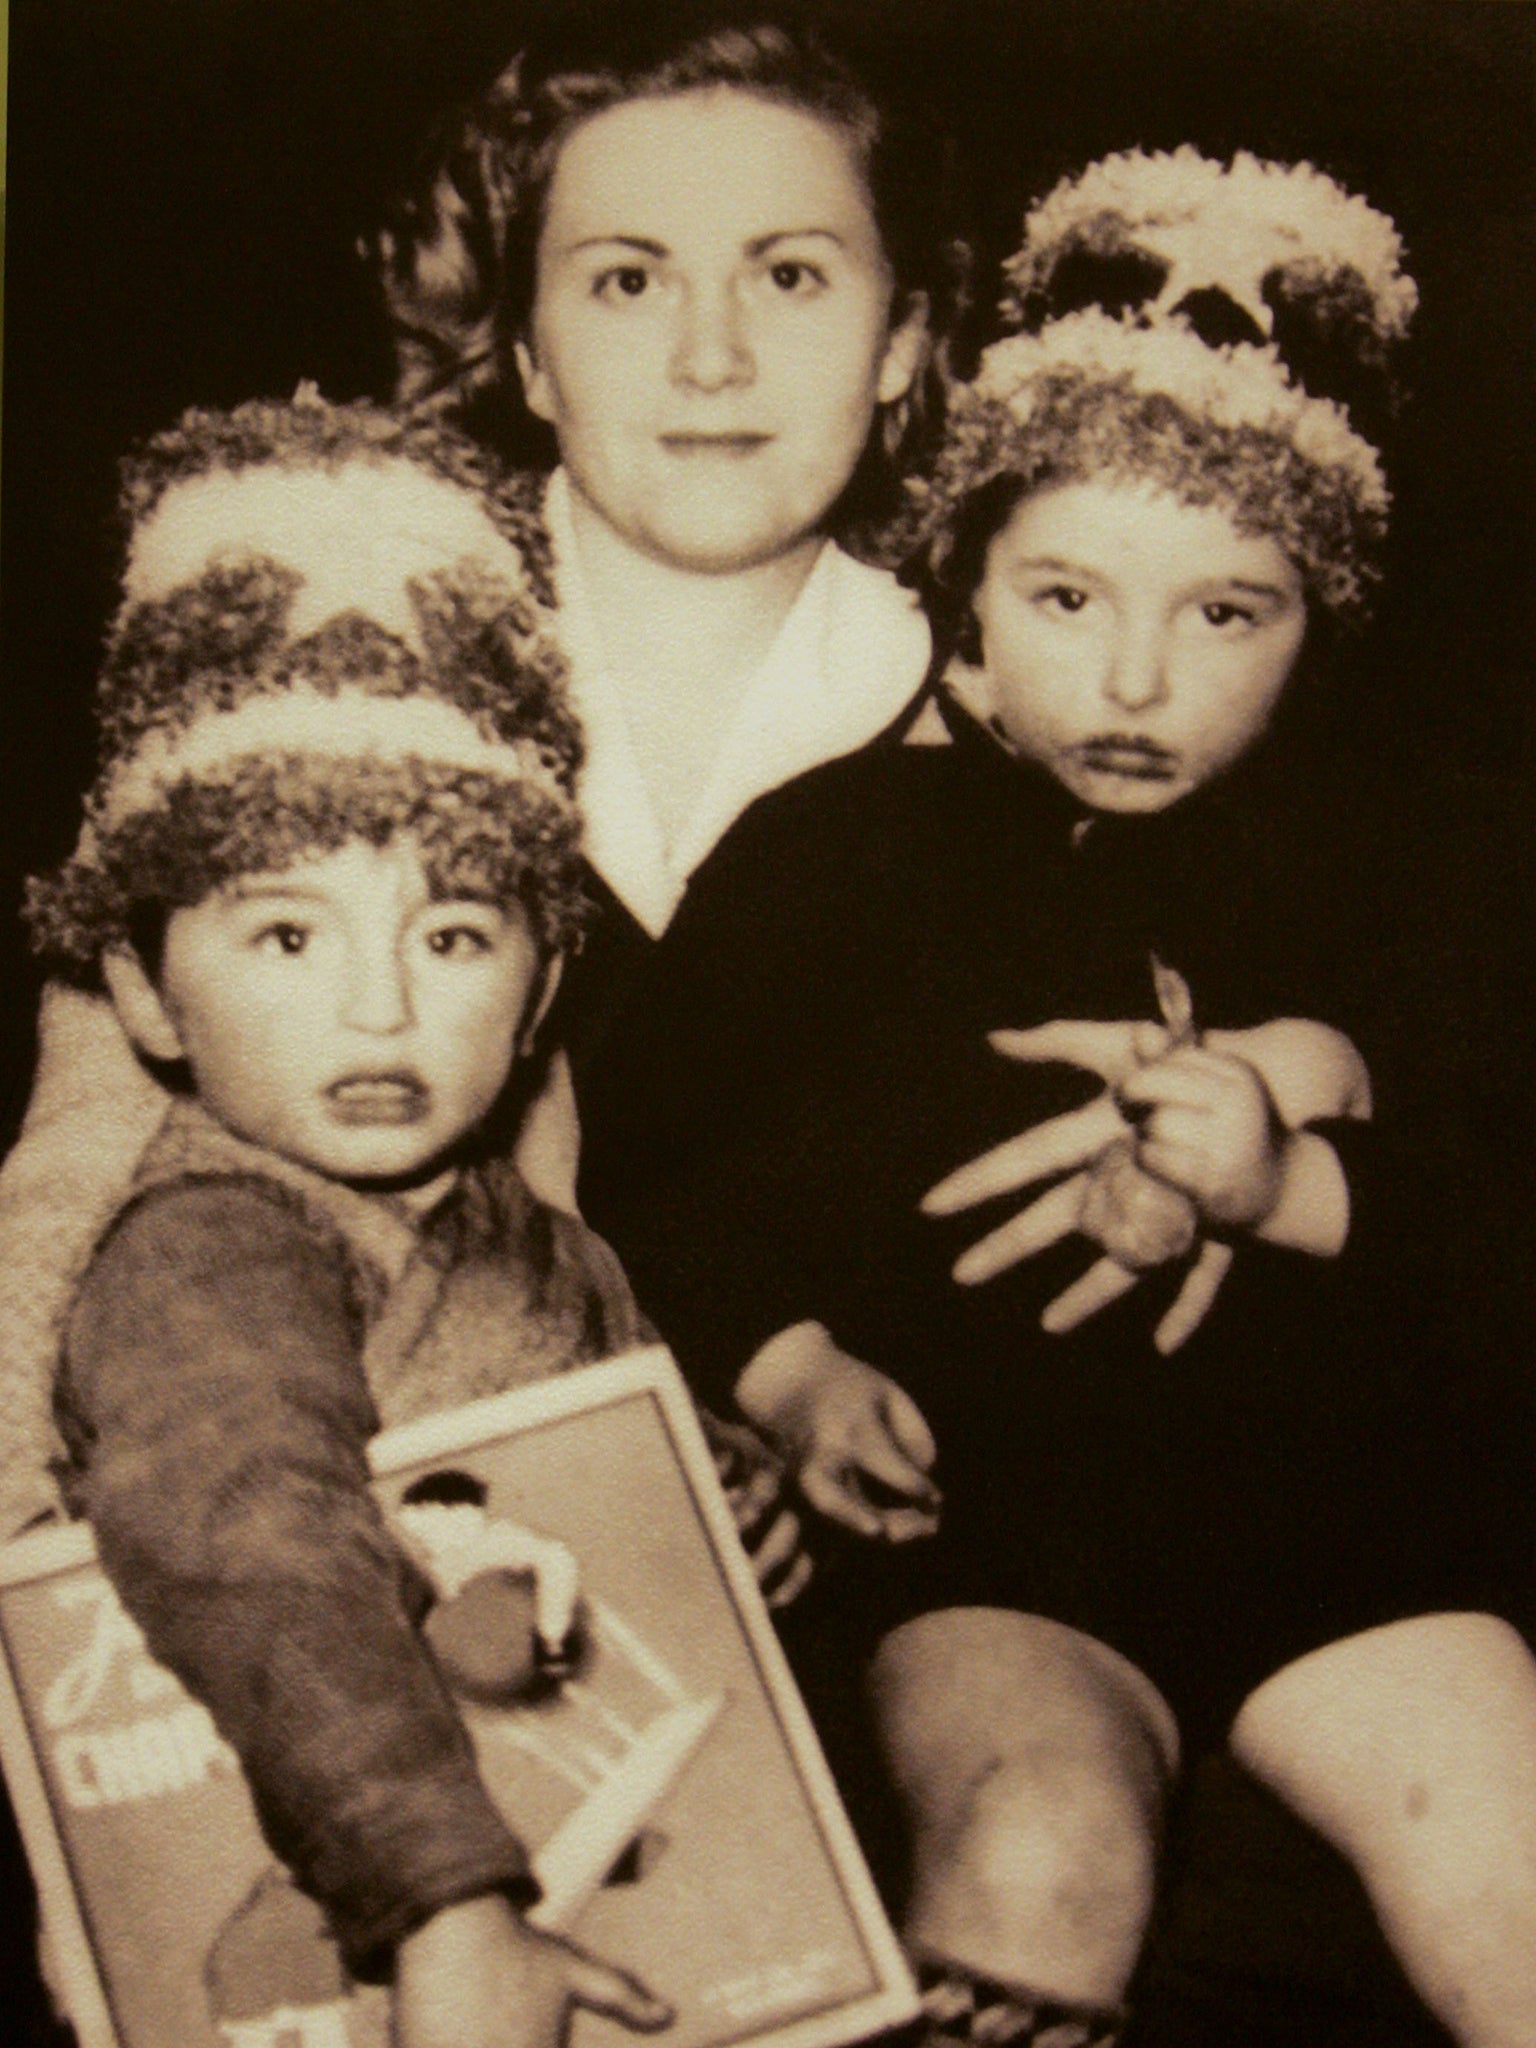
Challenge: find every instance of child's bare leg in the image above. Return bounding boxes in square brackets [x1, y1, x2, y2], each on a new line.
[1231, 1612, 1536, 2048]
[868, 1608, 1178, 2009]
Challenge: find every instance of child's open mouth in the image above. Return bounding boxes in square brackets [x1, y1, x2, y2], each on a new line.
[325, 1072, 430, 1125]
[1076, 737, 1178, 781]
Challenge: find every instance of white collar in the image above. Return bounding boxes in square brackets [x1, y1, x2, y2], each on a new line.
[544, 469, 929, 935]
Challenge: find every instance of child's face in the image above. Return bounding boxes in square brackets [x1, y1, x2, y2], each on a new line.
[965, 480, 1307, 813]
[125, 837, 547, 1185]
[516, 88, 924, 574]
[124, 460, 528, 648]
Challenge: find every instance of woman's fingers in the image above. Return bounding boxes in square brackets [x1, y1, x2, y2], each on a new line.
[950, 1171, 1088, 1284]
[925, 1098, 1125, 1217]
[1039, 1255, 1140, 1335]
[988, 1019, 1165, 1086]
[1153, 1240, 1235, 1355]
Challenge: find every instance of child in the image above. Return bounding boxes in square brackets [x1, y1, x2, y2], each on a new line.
[25, 392, 682, 2048]
[570, 153, 1536, 2047]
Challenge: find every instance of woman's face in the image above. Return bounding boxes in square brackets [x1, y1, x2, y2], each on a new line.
[516, 87, 925, 574]
[964, 479, 1308, 813]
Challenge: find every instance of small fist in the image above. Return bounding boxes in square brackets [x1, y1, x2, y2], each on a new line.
[1079, 1140, 1200, 1269]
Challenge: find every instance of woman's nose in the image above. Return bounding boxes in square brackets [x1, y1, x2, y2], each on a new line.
[341, 942, 414, 1035]
[670, 281, 753, 392]
[1102, 625, 1170, 714]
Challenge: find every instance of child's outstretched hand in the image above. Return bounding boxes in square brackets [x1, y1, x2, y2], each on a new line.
[734, 1322, 942, 1544]
[394, 1895, 671, 2048]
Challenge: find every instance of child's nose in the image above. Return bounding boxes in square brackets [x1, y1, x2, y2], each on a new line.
[341, 943, 414, 1034]
[1102, 626, 1170, 714]
[670, 280, 753, 392]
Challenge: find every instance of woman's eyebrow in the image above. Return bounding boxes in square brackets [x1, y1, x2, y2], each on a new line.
[746, 228, 846, 256]
[567, 234, 669, 257]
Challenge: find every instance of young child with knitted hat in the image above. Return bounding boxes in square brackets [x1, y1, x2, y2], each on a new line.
[25, 393, 683, 2048]
[568, 152, 1536, 2046]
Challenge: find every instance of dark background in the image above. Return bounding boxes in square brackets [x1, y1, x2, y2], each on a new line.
[1, 2, 1532, 2039]
[2, 0, 1532, 1131]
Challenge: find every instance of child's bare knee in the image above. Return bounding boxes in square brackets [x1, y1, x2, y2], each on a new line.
[871, 1608, 1170, 2001]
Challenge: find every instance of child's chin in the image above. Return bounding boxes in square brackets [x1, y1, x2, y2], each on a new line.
[270, 1126, 459, 1190]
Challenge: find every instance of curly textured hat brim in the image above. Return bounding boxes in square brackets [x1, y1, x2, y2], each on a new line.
[28, 754, 588, 974]
[904, 326, 1388, 616]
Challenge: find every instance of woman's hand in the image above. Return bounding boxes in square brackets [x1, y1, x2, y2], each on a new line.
[920, 1017, 1371, 1351]
[734, 1323, 941, 1544]
[394, 1896, 671, 2048]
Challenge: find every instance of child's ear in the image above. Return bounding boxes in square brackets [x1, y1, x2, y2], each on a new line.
[513, 338, 555, 426]
[102, 948, 187, 1064]
[877, 291, 930, 407]
[518, 953, 565, 1055]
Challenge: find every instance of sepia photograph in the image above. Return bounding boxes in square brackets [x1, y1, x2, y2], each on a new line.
[0, 3, 1532, 2045]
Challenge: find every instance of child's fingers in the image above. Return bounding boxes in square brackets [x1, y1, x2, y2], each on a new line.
[848, 1415, 943, 1510]
[1039, 1256, 1139, 1334]
[800, 1461, 891, 1540]
[1153, 1240, 1235, 1355]
[881, 1381, 939, 1472]
[1135, 1134, 1209, 1191]
[924, 1097, 1125, 1215]
[765, 1549, 815, 1609]
[563, 1945, 674, 2033]
[1119, 1048, 1239, 1109]
[871, 1500, 944, 1544]
[988, 1019, 1150, 1085]
[726, 1456, 787, 1538]
[748, 1504, 806, 1586]
[949, 1171, 1089, 1283]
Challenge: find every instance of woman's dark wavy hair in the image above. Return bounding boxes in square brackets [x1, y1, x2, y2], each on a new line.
[368, 5, 967, 551]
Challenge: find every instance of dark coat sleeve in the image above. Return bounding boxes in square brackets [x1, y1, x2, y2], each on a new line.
[57, 1175, 537, 1975]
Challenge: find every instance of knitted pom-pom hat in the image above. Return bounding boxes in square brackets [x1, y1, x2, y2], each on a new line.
[907, 147, 1416, 620]
[29, 390, 587, 972]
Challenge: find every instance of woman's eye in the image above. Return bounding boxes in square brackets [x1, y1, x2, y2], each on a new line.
[1201, 601, 1254, 628]
[1039, 585, 1089, 615]
[766, 258, 825, 295]
[593, 265, 652, 303]
[255, 923, 309, 957]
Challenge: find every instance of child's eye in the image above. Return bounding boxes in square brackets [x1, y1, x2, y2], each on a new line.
[1201, 600, 1255, 628]
[424, 924, 494, 959]
[1038, 585, 1090, 615]
[254, 922, 310, 957]
[593, 265, 653, 303]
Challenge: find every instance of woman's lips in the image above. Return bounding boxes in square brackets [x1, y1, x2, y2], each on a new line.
[658, 432, 772, 457]
[1074, 736, 1179, 781]
[324, 1073, 429, 1126]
